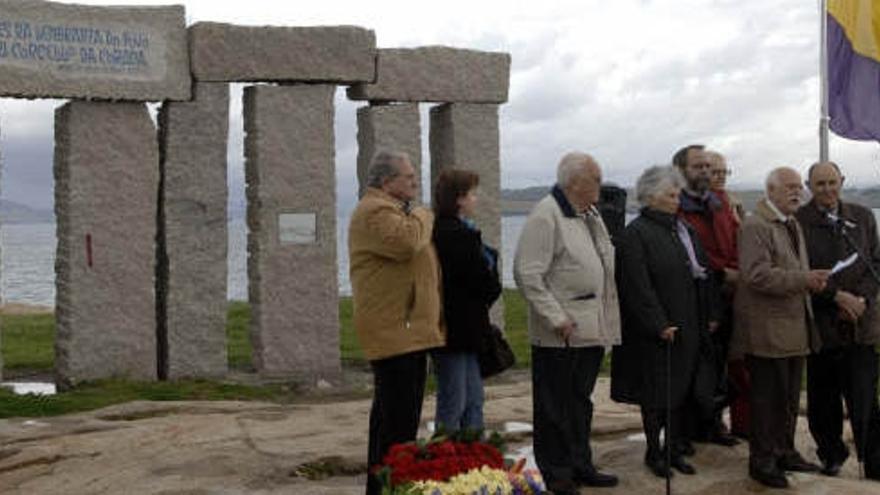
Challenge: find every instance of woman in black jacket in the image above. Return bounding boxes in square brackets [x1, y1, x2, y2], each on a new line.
[611, 165, 716, 478]
[432, 168, 502, 433]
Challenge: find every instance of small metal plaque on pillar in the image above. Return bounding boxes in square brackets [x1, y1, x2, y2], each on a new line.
[279, 212, 317, 245]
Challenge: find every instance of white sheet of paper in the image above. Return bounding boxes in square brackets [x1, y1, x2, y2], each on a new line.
[831, 252, 859, 275]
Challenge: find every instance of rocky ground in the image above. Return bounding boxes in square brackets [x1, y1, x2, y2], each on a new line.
[1, 373, 879, 494]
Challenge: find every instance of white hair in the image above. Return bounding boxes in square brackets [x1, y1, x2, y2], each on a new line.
[764, 167, 799, 193]
[636, 165, 686, 206]
[556, 152, 596, 188]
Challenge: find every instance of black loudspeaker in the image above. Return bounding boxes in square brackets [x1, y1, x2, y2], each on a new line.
[598, 184, 627, 246]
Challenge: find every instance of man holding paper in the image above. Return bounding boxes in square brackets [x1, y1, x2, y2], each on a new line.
[796, 161, 880, 479]
[734, 167, 828, 488]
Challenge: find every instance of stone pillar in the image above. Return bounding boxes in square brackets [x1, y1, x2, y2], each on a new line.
[0, 116, 3, 382]
[157, 83, 230, 380]
[429, 103, 504, 326]
[54, 102, 159, 387]
[355, 103, 421, 197]
[244, 84, 340, 380]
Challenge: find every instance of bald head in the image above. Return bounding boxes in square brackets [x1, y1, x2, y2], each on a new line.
[557, 152, 602, 212]
[766, 167, 804, 216]
[807, 161, 844, 210]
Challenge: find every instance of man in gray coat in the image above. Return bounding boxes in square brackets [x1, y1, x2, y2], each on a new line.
[514, 152, 621, 495]
[734, 167, 829, 488]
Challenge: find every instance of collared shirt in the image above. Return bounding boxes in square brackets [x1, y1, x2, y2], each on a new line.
[765, 197, 791, 222]
[765, 198, 801, 253]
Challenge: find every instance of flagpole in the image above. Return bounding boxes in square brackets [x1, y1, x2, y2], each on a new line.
[820, 0, 830, 162]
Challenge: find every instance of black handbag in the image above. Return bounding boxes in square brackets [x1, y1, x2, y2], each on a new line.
[478, 324, 515, 378]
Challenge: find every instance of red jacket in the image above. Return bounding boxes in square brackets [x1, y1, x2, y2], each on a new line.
[678, 190, 739, 271]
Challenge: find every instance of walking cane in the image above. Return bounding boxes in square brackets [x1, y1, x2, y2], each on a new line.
[666, 333, 673, 495]
[856, 319, 867, 481]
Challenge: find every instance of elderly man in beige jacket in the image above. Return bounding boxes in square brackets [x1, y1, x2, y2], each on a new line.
[734, 167, 829, 489]
[514, 152, 621, 495]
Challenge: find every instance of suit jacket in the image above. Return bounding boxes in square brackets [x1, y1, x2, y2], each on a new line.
[796, 199, 880, 347]
[732, 199, 821, 359]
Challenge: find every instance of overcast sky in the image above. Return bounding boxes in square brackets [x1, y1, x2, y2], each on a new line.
[2, 0, 879, 211]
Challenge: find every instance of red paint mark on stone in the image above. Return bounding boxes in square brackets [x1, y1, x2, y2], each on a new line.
[86, 234, 93, 268]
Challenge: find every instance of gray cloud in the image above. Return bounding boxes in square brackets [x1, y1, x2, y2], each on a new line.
[2, 0, 877, 213]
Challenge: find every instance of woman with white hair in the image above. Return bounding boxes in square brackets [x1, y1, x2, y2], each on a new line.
[611, 165, 717, 478]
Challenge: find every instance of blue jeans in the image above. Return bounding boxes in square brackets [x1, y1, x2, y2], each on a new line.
[433, 350, 484, 432]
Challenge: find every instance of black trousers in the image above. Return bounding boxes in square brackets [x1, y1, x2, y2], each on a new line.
[365, 350, 428, 495]
[747, 354, 804, 472]
[532, 345, 604, 486]
[807, 345, 880, 465]
[641, 405, 684, 458]
[684, 301, 735, 442]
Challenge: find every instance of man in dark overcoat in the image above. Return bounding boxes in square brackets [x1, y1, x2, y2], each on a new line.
[796, 161, 880, 478]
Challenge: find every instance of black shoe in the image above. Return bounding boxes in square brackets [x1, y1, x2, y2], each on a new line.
[709, 431, 740, 447]
[671, 456, 696, 475]
[645, 454, 674, 479]
[574, 469, 618, 487]
[731, 430, 749, 441]
[547, 480, 579, 495]
[779, 454, 821, 473]
[821, 459, 844, 477]
[677, 441, 696, 457]
[750, 467, 789, 489]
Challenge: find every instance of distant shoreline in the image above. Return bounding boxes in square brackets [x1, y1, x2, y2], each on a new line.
[502, 188, 880, 216]
[6, 188, 880, 223]
[0, 303, 53, 315]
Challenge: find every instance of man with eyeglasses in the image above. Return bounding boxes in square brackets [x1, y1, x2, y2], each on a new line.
[707, 151, 744, 224]
[705, 150, 749, 440]
[673, 145, 740, 452]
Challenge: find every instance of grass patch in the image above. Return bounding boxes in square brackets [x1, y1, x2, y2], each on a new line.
[0, 289, 536, 418]
[502, 289, 530, 368]
[0, 379, 288, 419]
[226, 301, 252, 371]
[0, 290, 546, 374]
[1, 312, 55, 371]
[339, 297, 363, 364]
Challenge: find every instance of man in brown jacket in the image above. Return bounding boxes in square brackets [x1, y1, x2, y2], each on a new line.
[734, 167, 829, 488]
[348, 150, 444, 495]
[796, 161, 880, 478]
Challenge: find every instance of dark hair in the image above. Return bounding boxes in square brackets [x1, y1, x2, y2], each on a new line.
[433, 168, 480, 218]
[672, 144, 705, 169]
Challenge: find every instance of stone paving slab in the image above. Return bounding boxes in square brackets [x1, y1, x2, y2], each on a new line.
[0, 0, 190, 101]
[189, 22, 376, 83]
[0, 378, 876, 494]
[347, 46, 510, 103]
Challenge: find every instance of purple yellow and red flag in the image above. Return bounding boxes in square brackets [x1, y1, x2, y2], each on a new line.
[827, 0, 880, 141]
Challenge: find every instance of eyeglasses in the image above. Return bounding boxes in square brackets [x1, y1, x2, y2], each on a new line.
[710, 168, 732, 177]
